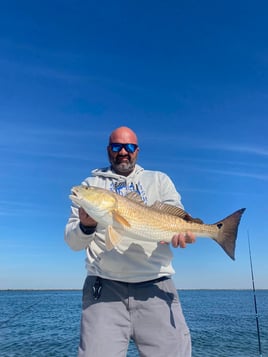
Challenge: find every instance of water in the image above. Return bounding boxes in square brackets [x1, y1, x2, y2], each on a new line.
[0, 290, 267, 357]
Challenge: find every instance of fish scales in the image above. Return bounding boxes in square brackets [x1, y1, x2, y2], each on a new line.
[115, 195, 218, 241]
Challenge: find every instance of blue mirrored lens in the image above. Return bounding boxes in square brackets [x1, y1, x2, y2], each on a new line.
[110, 143, 138, 153]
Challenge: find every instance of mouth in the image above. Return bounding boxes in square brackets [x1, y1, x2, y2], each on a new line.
[71, 187, 78, 196]
[69, 190, 81, 206]
[117, 155, 130, 163]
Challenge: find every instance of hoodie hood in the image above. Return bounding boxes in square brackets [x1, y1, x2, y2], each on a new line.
[91, 164, 144, 181]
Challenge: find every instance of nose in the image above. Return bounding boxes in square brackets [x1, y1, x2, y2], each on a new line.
[118, 146, 128, 154]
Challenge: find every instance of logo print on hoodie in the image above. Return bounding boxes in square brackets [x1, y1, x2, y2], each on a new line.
[111, 181, 147, 203]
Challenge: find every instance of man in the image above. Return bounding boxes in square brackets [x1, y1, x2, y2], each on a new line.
[64, 126, 195, 357]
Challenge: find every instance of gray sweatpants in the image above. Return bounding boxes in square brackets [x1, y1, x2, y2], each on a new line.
[78, 276, 191, 357]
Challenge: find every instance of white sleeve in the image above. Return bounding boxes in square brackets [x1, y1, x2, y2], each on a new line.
[64, 204, 94, 251]
[158, 173, 184, 209]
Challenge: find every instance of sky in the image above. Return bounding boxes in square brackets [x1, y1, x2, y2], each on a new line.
[0, 0, 267, 290]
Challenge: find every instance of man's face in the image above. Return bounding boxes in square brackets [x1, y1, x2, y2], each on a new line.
[107, 142, 139, 176]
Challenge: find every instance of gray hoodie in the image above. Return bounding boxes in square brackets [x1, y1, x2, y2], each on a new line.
[64, 164, 184, 282]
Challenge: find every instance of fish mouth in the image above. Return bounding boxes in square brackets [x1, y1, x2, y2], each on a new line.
[69, 188, 81, 207]
[71, 187, 79, 197]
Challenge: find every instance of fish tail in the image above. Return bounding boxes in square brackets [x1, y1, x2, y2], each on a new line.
[213, 208, 246, 260]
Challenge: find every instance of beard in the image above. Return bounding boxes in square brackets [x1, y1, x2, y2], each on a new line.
[110, 154, 136, 175]
[115, 161, 135, 173]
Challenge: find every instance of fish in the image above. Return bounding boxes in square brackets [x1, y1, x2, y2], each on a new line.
[69, 185, 246, 260]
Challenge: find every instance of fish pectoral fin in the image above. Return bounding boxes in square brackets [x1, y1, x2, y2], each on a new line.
[113, 212, 131, 228]
[105, 225, 123, 250]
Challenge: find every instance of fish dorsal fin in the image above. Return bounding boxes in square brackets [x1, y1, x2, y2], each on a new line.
[150, 201, 204, 223]
[125, 192, 145, 205]
[151, 201, 188, 217]
[125, 194, 204, 223]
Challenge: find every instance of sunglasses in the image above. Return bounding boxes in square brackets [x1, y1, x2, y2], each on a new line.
[109, 143, 138, 153]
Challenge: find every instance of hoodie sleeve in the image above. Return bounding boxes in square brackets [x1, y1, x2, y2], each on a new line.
[158, 172, 184, 209]
[64, 203, 95, 251]
[64, 179, 96, 251]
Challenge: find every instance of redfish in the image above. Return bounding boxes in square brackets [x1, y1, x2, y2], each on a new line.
[70, 185, 246, 260]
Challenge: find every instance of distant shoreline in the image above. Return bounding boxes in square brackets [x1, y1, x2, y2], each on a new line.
[1, 288, 268, 291]
[0, 289, 82, 291]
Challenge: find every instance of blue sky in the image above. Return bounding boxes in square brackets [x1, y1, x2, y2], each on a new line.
[0, 0, 267, 289]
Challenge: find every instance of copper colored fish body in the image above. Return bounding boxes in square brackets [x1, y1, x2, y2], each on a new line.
[69, 185, 246, 260]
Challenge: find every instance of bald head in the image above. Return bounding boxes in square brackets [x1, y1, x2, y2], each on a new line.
[109, 126, 138, 145]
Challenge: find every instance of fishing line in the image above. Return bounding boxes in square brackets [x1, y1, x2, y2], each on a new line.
[247, 231, 263, 357]
[0, 296, 46, 329]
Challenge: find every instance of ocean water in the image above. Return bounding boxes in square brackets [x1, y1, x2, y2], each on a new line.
[0, 289, 267, 357]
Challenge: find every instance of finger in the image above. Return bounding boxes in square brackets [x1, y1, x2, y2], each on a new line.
[172, 234, 186, 248]
[79, 207, 88, 218]
[185, 232, 196, 244]
[79, 207, 86, 214]
[172, 233, 195, 248]
[178, 234, 187, 248]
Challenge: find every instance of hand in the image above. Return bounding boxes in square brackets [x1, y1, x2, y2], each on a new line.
[79, 207, 97, 227]
[171, 232, 196, 248]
